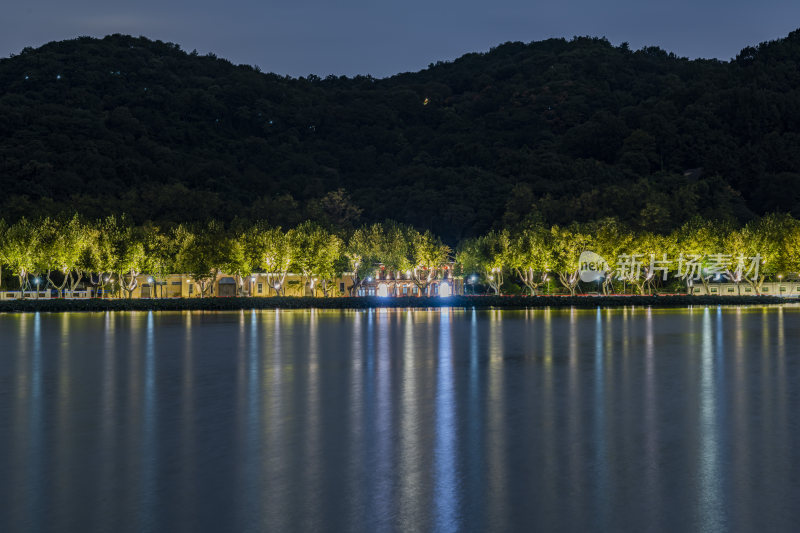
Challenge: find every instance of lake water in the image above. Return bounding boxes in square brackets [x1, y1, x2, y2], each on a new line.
[0, 307, 799, 532]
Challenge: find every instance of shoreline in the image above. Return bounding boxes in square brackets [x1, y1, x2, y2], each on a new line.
[0, 295, 791, 313]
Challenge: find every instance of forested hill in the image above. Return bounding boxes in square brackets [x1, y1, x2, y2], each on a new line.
[2, 32, 800, 243]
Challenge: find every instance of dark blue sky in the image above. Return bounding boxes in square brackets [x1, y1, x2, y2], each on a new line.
[3, 1, 799, 77]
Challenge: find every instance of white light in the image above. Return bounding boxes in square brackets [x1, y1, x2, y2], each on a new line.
[367, 277, 373, 282]
[439, 282, 451, 297]
[470, 275, 477, 282]
[148, 277, 154, 283]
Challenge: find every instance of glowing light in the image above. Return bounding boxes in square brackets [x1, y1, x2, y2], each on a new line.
[377, 283, 389, 297]
[439, 282, 451, 297]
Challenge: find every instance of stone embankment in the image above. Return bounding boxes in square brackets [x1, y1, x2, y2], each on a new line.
[0, 295, 790, 313]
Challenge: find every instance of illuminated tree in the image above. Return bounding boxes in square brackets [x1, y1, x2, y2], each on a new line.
[221, 230, 254, 297]
[141, 223, 177, 298]
[550, 224, 592, 296]
[345, 225, 378, 296]
[733, 214, 795, 293]
[4, 218, 42, 294]
[249, 223, 294, 296]
[38, 215, 91, 295]
[457, 230, 510, 295]
[722, 227, 749, 294]
[290, 221, 343, 296]
[102, 215, 147, 299]
[781, 218, 800, 280]
[508, 224, 552, 295]
[673, 217, 733, 294]
[0, 219, 8, 290]
[84, 220, 117, 296]
[371, 221, 413, 296]
[637, 231, 678, 294]
[590, 218, 634, 295]
[173, 221, 226, 297]
[409, 228, 450, 296]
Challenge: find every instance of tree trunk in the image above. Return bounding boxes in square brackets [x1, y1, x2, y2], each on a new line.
[68, 270, 84, 292]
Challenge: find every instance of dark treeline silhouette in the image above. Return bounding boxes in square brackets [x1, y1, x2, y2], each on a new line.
[2, 32, 800, 243]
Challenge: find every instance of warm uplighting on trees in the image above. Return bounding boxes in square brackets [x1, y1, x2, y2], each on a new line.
[0, 211, 798, 298]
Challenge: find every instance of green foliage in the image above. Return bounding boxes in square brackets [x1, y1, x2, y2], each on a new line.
[0, 211, 799, 299]
[457, 230, 510, 295]
[507, 223, 553, 295]
[173, 221, 226, 296]
[409, 229, 451, 294]
[290, 221, 343, 296]
[248, 222, 294, 295]
[550, 224, 593, 296]
[4, 218, 42, 289]
[7, 32, 800, 241]
[38, 214, 91, 291]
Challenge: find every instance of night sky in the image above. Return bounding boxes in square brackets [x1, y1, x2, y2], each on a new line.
[2, 0, 799, 77]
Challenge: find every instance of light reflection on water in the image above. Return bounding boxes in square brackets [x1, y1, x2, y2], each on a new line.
[1, 307, 800, 532]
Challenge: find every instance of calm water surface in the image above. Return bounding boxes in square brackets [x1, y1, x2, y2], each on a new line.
[0, 307, 799, 532]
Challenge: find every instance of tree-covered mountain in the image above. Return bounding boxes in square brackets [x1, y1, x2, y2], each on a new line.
[2, 32, 800, 243]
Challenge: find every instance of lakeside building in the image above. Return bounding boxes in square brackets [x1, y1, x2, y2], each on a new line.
[355, 265, 462, 297]
[687, 281, 800, 296]
[128, 272, 358, 299]
[0, 268, 463, 299]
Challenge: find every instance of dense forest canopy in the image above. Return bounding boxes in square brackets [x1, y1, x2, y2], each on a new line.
[2, 32, 800, 243]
